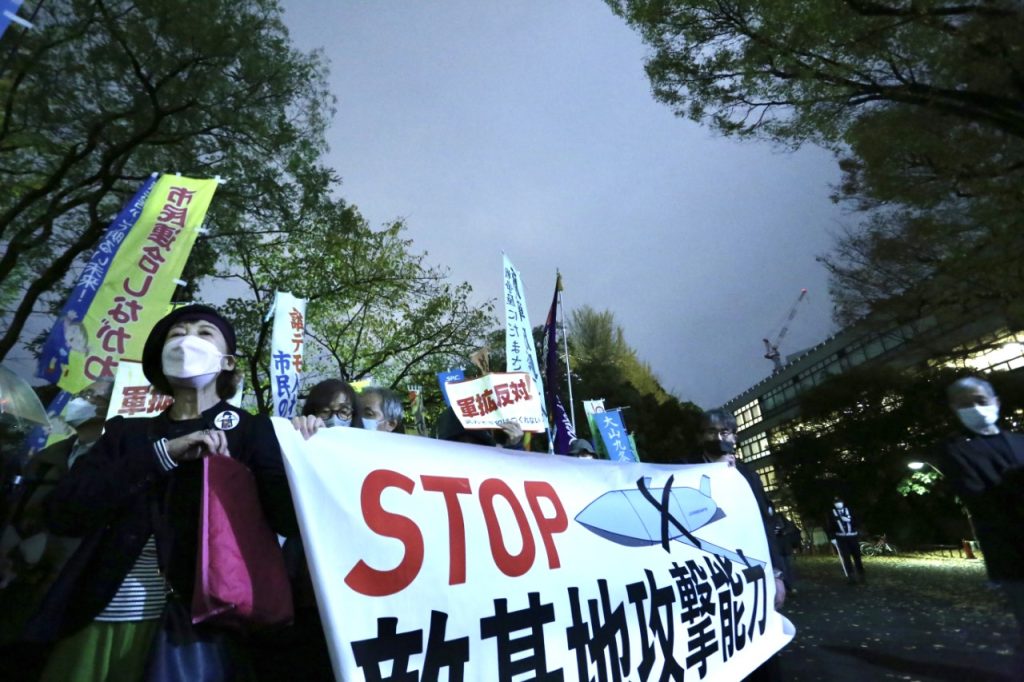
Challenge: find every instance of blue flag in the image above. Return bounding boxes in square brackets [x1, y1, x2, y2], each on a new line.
[0, 1, 26, 42]
[594, 410, 638, 462]
[436, 368, 465, 407]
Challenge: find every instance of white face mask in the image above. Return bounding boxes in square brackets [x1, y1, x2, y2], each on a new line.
[161, 336, 227, 388]
[64, 397, 98, 427]
[361, 418, 379, 432]
[956, 404, 1000, 434]
[834, 502, 844, 509]
[324, 415, 351, 428]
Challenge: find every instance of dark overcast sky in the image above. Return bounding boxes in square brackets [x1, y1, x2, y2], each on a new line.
[281, 0, 846, 408]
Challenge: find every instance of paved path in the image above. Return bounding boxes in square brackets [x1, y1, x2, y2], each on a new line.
[776, 554, 1019, 681]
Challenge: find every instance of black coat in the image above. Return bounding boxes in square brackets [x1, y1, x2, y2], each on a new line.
[26, 402, 297, 641]
[675, 455, 785, 576]
[937, 430, 1024, 581]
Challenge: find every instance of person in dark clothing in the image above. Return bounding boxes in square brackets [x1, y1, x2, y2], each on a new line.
[27, 304, 297, 681]
[939, 376, 1024, 666]
[0, 380, 113, 681]
[436, 406, 525, 449]
[826, 497, 865, 585]
[679, 409, 785, 681]
[769, 507, 801, 595]
[680, 409, 787, 608]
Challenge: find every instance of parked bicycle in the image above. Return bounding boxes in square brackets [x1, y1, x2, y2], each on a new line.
[859, 533, 898, 556]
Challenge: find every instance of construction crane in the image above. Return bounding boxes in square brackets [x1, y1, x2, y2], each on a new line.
[763, 288, 808, 373]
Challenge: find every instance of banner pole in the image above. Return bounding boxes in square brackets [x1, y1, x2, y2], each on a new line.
[557, 285, 576, 432]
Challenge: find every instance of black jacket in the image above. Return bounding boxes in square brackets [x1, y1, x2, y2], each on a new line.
[675, 455, 785, 577]
[937, 429, 1024, 581]
[26, 402, 297, 641]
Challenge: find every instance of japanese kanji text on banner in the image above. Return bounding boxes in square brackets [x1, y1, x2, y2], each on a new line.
[46, 174, 218, 394]
[503, 255, 547, 426]
[274, 422, 795, 681]
[268, 291, 307, 418]
[445, 372, 545, 433]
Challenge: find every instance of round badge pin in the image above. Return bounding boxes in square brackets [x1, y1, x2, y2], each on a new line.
[213, 410, 239, 431]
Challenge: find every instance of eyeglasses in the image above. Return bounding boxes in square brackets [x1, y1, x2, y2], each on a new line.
[703, 428, 734, 438]
[317, 405, 353, 420]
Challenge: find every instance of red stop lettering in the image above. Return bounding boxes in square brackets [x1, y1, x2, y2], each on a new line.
[421, 475, 471, 585]
[344, 469, 423, 597]
[479, 478, 536, 577]
[524, 481, 568, 569]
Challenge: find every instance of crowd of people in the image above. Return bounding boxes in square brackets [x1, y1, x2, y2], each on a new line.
[0, 302, 1021, 680]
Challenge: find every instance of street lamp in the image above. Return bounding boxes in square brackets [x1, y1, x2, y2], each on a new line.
[906, 461, 979, 556]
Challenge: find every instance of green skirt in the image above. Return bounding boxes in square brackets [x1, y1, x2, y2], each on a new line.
[41, 619, 161, 682]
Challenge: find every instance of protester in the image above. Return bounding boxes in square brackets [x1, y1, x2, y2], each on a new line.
[680, 409, 786, 608]
[358, 386, 405, 433]
[568, 438, 596, 458]
[769, 507, 801, 596]
[290, 378, 364, 440]
[939, 376, 1024, 664]
[27, 304, 297, 681]
[436, 407, 524, 449]
[0, 380, 113, 675]
[827, 497, 865, 585]
[677, 409, 785, 682]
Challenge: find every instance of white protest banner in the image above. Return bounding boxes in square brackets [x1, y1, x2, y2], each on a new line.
[105, 360, 174, 420]
[104, 360, 241, 420]
[444, 371, 545, 433]
[267, 291, 307, 418]
[274, 421, 795, 681]
[503, 255, 548, 429]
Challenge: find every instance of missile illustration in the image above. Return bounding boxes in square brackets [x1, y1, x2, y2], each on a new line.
[574, 475, 765, 568]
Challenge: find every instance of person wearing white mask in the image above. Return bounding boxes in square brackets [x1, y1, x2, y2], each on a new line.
[28, 304, 297, 681]
[826, 497, 865, 585]
[358, 386, 404, 434]
[941, 376, 1024, 670]
[290, 378, 363, 440]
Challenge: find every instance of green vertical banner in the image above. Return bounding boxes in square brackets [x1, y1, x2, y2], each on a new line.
[58, 174, 219, 394]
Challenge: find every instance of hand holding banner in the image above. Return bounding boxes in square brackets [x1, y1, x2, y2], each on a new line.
[275, 422, 794, 681]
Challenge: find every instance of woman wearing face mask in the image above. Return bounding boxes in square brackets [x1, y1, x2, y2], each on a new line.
[27, 305, 297, 682]
[290, 378, 363, 440]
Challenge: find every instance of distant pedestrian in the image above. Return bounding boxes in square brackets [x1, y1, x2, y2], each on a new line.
[827, 497, 865, 584]
[769, 508, 801, 595]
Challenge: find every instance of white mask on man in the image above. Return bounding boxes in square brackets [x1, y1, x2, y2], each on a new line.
[324, 415, 351, 428]
[956, 404, 1000, 434]
[161, 336, 227, 388]
[361, 418, 379, 432]
[64, 397, 98, 427]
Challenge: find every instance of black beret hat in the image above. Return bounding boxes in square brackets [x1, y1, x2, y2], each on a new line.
[142, 304, 236, 395]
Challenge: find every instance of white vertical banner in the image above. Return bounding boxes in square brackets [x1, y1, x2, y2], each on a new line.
[503, 254, 548, 432]
[268, 291, 307, 418]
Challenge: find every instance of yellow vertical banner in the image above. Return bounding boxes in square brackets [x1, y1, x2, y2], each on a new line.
[58, 174, 219, 394]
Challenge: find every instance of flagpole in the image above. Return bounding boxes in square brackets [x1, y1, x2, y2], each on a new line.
[557, 275, 577, 432]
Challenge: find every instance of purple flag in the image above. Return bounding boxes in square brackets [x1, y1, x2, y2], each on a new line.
[543, 274, 575, 454]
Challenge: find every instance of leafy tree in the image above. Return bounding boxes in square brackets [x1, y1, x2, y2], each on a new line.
[607, 1, 1024, 333]
[0, 0, 333, 361]
[566, 306, 703, 463]
[219, 198, 494, 413]
[775, 365, 1024, 544]
[605, 0, 1023, 145]
[819, 100, 1024, 329]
